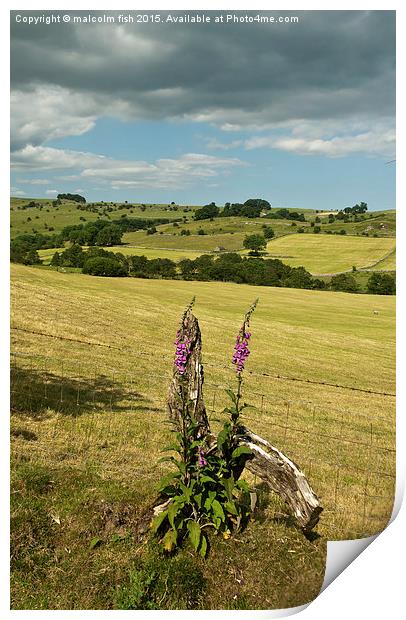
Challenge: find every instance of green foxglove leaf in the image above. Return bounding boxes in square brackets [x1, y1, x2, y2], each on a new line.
[162, 444, 182, 453]
[200, 475, 216, 484]
[168, 502, 179, 530]
[211, 499, 225, 522]
[162, 529, 177, 553]
[187, 520, 201, 551]
[151, 510, 168, 534]
[221, 476, 235, 501]
[231, 446, 252, 460]
[225, 388, 237, 404]
[199, 533, 208, 558]
[225, 500, 239, 516]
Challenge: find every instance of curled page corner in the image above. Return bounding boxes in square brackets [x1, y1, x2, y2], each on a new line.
[321, 471, 404, 593]
[321, 535, 378, 592]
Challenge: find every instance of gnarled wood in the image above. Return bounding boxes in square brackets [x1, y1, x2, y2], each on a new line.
[167, 309, 209, 435]
[238, 427, 322, 530]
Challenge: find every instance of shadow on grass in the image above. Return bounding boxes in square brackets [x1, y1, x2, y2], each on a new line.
[11, 366, 160, 419]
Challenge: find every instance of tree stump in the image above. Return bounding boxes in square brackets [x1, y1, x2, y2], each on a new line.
[167, 307, 210, 435]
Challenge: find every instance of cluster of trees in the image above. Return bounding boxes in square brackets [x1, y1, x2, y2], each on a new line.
[57, 193, 86, 203]
[265, 208, 306, 222]
[10, 232, 60, 264]
[60, 220, 123, 246]
[10, 217, 174, 261]
[194, 202, 220, 221]
[194, 198, 271, 221]
[222, 199, 271, 219]
[51, 245, 177, 279]
[343, 202, 368, 215]
[367, 272, 396, 295]
[330, 272, 395, 295]
[177, 254, 323, 288]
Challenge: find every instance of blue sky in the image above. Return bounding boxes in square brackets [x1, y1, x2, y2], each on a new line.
[11, 10, 395, 210]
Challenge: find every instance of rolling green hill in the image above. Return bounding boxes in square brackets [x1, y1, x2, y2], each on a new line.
[10, 198, 198, 237]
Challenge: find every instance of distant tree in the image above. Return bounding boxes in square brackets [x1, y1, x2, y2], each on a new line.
[197, 229, 206, 235]
[313, 226, 321, 234]
[330, 273, 359, 293]
[60, 244, 85, 268]
[50, 251, 61, 267]
[194, 203, 219, 221]
[57, 193, 86, 203]
[262, 226, 275, 240]
[95, 224, 122, 246]
[339, 229, 347, 235]
[243, 234, 267, 256]
[83, 257, 127, 277]
[180, 229, 191, 236]
[367, 273, 396, 295]
[244, 198, 271, 210]
[146, 226, 157, 235]
[23, 249, 41, 265]
[283, 266, 314, 289]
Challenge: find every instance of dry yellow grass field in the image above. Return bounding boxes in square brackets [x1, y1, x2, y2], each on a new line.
[10, 264, 395, 609]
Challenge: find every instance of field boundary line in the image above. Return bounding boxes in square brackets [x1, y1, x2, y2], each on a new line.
[10, 332, 396, 399]
[11, 326, 122, 350]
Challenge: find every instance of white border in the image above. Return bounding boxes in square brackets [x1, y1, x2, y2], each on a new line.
[2, 1, 403, 618]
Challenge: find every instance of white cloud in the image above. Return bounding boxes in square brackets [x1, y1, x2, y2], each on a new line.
[11, 187, 26, 195]
[244, 119, 395, 158]
[18, 178, 50, 185]
[11, 86, 98, 151]
[204, 137, 243, 151]
[11, 145, 245, 190]
[45, 189, 58, 195]
[11, 145, 107, 170]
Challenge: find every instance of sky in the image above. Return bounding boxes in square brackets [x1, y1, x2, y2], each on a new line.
[10, 10, 396, 210]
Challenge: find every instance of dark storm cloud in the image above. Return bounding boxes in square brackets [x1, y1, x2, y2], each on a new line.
[11, 10, 395, 126]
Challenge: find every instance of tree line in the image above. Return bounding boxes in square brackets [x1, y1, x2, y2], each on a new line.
[46, 246, 395, 294]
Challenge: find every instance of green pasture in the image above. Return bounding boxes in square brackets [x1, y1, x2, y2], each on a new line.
[266, 234, 396, 274]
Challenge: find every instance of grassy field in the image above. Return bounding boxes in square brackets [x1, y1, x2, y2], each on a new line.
[38, 246, 205, 264]
[363, 250, 396, 271]
[266, 235, 396, 274]
[10, 264, 395, 609]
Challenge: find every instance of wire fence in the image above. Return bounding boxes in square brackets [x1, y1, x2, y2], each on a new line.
[10, 350, 395, 540]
